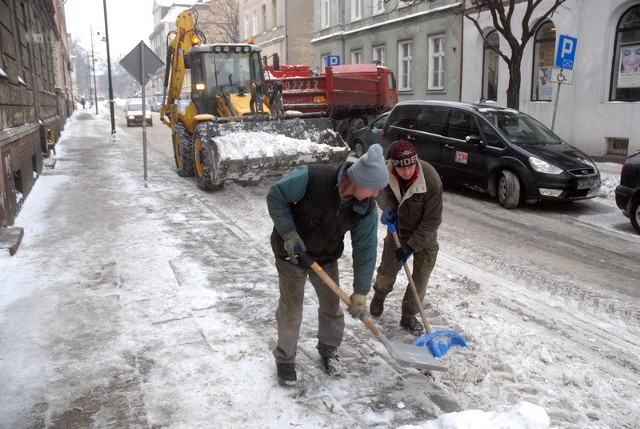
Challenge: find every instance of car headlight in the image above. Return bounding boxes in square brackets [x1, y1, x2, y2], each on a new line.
[127, 115, 134, 120]
[145, 114, 151, 119]
[529, 156, 563, 175]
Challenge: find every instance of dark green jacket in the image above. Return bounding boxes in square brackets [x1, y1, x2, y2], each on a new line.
[267, 164, 379, 294]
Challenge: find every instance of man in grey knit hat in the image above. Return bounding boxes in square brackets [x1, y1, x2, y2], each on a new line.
[267, 144, 388, 386]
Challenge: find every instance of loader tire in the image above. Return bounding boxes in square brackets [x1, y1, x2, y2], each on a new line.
[173, 123, 194, 177]
[193, 125, 217, 191]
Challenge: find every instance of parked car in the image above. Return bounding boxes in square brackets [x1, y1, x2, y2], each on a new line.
[348, 111, 390, 157]
[615, 150, 640, 234]
[124, 98, 153, 127]
[382, 100, 601, 208]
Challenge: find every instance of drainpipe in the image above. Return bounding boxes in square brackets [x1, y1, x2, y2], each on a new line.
[284, 1, 288, 64]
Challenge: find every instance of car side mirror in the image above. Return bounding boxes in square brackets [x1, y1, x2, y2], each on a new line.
[466, 135, 486, 148]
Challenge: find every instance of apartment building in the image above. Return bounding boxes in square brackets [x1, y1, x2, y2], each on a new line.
[312, 0, 463, 101]
[0, 0, 73, 227]
[461, 0, 640, 157]
[240, 0, 315, 67]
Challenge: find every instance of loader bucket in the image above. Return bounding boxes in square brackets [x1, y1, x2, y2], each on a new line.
[193, 117, 350, 189]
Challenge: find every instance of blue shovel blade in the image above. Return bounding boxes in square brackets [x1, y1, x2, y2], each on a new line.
[413, 330, 468, 358]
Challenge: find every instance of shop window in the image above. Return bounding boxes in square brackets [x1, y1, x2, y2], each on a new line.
[482, 30, 499, 101]
[610, 6, 640, 101]
[531, 21, 556, 101]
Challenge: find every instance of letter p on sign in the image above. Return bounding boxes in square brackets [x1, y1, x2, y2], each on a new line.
[555, 35, 578, 70]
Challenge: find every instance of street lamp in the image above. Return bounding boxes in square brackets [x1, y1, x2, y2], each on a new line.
[90, 26, 99, 114]
[103, 0, 116, 140]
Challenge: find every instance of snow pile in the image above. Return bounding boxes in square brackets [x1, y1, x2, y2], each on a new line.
[398, 402, 550, 429]
[214, 131, 342, 160]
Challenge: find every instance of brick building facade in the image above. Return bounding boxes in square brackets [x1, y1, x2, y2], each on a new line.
[0, 0, 73, 227]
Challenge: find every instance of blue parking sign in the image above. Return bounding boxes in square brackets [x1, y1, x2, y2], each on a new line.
[327, 55, 340, 66]
[555, 35, 578, 70]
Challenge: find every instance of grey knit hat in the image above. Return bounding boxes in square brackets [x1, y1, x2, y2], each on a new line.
[347, 144, 389, 190]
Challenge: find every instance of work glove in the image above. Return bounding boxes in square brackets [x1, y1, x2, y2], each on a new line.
[283, 234, 306, 265]
[395, 243, 414, 265]
[380, 209, 397, 227]
[348, 293, 367, 320]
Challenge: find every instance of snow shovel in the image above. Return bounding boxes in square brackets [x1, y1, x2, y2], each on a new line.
[387, 223, 467, 358]
[297, 250, 447, 372]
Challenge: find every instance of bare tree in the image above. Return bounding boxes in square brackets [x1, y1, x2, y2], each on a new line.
[385, 0, 569, 108]
[465, 0, 568, 108]
[195, 0, 240, 44]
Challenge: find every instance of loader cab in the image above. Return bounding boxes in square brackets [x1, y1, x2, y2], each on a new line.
[188, 43, 264, 117]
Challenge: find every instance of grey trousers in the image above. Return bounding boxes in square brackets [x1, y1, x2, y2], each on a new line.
[372, 231, 438, 316]
[272, 257, 345, 364]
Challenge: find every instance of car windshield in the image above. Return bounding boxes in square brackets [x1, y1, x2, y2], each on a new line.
[478, 109, 561, 146]
[129, 104, 143, 110]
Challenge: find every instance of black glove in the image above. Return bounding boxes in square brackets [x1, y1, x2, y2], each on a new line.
[395, 244, 414, 265]
[284, 234, 306, 265]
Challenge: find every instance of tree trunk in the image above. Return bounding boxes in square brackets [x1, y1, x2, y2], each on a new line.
[506, 51, 523, 109]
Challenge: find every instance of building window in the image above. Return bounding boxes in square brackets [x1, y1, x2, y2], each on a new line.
[244, 16, 249, 39]
[398, 40, 413, 91]
[351, 49, 362, 64]
[373, 0, 384, 15]
[272, 0, 277, 28]
[607, 138, 629, 156]
[482, 30, 499, 101]
[351, 0, 362, 22]
[531, 21, 556, 101]
[610, 5, 640, 101]
[252, 11, 257, 36]
[428, 35, 445, 90]
[373, 45, 385, 66]
[321, 0, 330, 29]
[262, 5, 267, 32]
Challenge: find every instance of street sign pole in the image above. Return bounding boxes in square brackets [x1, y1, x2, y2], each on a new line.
[552, 35, 578, 132]
[140, 42, 148, 187]
[120, 41, 164, 188]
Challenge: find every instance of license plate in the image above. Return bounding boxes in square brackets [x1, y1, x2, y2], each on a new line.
[577, 179, 598, 190]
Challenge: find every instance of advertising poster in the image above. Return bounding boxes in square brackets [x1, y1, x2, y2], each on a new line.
[617, 44, 640, 89]
[537, 66, 553, 100]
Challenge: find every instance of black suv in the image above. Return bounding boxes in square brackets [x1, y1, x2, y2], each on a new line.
[382, 100, 601, 208]
[615, 151, 640, 234]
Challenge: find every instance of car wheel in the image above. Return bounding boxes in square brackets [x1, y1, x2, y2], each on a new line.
[353, 140, 366, 158]
[497, 170, 520, 209]
[630, 196, 640, 234]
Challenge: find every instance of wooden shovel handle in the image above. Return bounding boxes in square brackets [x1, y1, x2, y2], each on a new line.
[391, 231, 433, 333]
[299, 252, 381, 337]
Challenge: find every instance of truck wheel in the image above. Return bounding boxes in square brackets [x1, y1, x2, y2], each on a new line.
[497, 170, 520, 209]
[630, 196, 640, 234]
[193, 126, 217, 191]
[353, 140, 366, 158]
[172, 123, 194, 177]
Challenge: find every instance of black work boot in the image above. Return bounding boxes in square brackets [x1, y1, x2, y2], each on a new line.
[400, 315, 425, 336]
[369, 292, 386, 317]
[276, 363, 297, 386]
[321, 353, 343, 376]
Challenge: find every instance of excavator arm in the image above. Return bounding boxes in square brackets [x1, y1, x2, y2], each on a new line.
[160, 9, 205, 128]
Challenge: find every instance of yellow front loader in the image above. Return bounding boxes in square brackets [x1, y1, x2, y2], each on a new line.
[160, 9, 348, 190]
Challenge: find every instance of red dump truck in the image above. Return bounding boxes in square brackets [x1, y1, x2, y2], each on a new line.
[266, 63, 398, 140]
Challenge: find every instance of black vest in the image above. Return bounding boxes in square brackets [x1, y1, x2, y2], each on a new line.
[271, 164, 376, 265]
